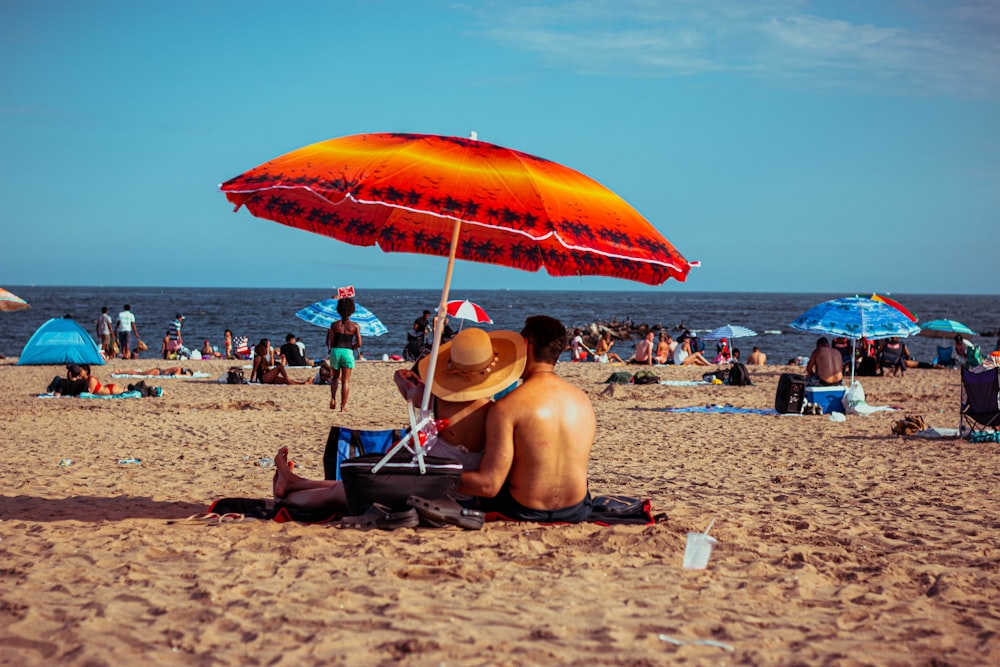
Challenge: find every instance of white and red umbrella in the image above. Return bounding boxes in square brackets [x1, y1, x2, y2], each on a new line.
[0, 288, 30, 312]
[445, 300, 492, 329]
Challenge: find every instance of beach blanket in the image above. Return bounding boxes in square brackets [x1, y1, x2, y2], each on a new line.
[207, 494, 659, 526]
[38, 391, 143, 399]
[847, 403, 900, 416]
[660, 380, 710, 387]
[112, 372, 210, 379]
[657, 404, 781, 416]
[913, 427, 961, 439]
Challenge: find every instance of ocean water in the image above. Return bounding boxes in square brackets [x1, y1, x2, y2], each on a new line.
[2, 286, 997, 366]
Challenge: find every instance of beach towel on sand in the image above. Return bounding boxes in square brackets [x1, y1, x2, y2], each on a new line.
[38, 391, 144, 399]
[112, 372, 210, 379]
[656, 404, 781, 415]
[207, 494, 659, 526]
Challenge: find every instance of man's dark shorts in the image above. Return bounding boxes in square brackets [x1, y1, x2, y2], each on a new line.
[479, 485, 593, 523]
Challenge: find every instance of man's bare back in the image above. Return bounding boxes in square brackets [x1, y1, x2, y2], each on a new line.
[459, 316, 595, 512]
[806, 340, 844, 384]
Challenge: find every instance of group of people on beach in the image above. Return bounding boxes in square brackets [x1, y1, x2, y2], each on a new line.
[572, 328, 768, 369]
[274, 314, 596, 523]
[47, 363, 161, 397]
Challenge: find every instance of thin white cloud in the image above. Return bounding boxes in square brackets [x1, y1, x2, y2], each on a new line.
[471, 0, 1000, 98]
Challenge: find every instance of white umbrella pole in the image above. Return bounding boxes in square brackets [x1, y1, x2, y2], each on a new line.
[420, 217, 463, 413]
[851, 338, 856, 386]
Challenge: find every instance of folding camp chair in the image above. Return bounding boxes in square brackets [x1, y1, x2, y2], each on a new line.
[960, 367, 1000, 437]
[935, 344, 956, 368]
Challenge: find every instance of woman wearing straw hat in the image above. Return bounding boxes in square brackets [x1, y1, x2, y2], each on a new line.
[271, 327, 526, 511]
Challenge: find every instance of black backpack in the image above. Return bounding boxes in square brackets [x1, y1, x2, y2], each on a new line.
[226, 367, 248, 384]
[727, 363, 752, 386]
[632, 369, 661, 385]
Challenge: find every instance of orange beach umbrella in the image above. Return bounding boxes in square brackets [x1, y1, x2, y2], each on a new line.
[221, 132, 693, 411]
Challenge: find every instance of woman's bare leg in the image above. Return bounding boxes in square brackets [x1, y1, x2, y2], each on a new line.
[273, 448, 346, 510]
[273, 447, 335, 497]
[340, 367, 352, 412]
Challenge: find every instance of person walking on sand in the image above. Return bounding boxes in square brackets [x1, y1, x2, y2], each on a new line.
[325, 297, 362, 411]
[95, 306, 113, 357]
[115, 304, 139, 359]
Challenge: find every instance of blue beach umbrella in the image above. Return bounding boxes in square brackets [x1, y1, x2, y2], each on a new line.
[295, 299, 388, 337]
[918, 319, 978, 339]
[703, 324, 757, 341]
[790, 296, 921, 384]
[790, 297, 921, 341]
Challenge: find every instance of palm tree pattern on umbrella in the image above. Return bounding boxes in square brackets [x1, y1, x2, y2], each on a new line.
[222, 133, 690, 285]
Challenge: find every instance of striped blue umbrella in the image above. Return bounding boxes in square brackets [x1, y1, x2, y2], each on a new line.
[703, 324, 757, 340]
[918, 319, 977, 339]
[295, 299, 388, 337]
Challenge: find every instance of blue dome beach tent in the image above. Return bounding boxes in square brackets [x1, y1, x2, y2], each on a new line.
[18, 317, 105, 365]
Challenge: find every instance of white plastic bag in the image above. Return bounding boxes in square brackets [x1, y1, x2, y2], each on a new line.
[843, 381, 866, 415]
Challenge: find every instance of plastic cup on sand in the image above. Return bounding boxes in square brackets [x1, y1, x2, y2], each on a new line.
[683, 518, 718, 569]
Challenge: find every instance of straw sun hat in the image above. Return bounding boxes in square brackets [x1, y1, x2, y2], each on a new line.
[418, 328, 526, 402]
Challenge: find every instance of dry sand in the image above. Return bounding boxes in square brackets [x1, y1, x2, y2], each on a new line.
[0, 357, 997, 666]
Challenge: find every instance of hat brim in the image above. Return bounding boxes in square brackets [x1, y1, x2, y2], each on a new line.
[418, 330, 526, 402]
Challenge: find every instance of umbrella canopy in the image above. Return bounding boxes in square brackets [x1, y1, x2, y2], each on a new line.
[918, 319, 978, 339]
[703, 324, 757, 340]
[221, 133, 691, 286]
[790, 297, 921, 341]
[295, 299, 388, 337]
[445, 300, 492, 325]
[791, 296, 921, 385]
[870, 293, 917, 322]
[0, 288, 29, 312]
[222, 132, 692, 412]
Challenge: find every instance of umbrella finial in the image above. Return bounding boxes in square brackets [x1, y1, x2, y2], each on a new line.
[469, 131, 478, 141]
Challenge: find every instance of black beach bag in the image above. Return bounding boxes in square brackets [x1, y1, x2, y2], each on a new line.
[775, 373, 806, 413]
[340, 452, 463, 515]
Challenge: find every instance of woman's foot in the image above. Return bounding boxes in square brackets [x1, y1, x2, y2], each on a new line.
[273, 447, 295, 499]
[329, 398, 337, 410]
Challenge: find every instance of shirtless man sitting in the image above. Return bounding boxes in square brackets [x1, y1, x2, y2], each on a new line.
[805, 337, 844, 386]
[459, 315, 596, 522]
[747, 346, 767, 365]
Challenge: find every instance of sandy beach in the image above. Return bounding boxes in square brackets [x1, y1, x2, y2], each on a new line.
[1, 357, 997, 666]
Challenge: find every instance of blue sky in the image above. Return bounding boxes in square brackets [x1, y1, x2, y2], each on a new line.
[2, 0, 998, 294]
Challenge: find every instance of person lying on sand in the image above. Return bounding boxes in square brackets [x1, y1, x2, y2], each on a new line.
[120, 367, 194, 376]
[77, 364, 126, 396]
[48, 364, 90, 396]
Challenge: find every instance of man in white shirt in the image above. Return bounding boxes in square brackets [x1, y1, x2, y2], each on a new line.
[115, 304, 139, 359]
